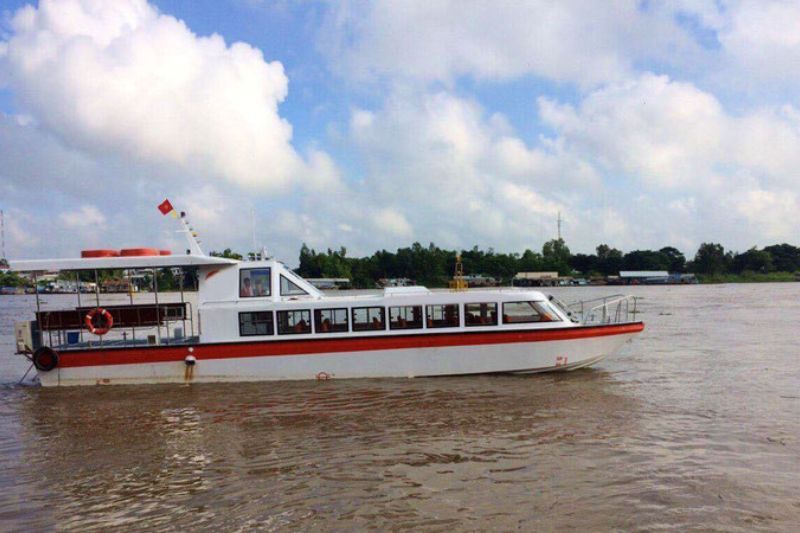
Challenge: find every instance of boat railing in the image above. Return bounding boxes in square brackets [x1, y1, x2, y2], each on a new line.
[550, 294, 640, 325]
[35, 302, 197, 351]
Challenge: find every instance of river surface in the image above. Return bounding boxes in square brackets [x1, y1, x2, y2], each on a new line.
[0, 284, 799, 531]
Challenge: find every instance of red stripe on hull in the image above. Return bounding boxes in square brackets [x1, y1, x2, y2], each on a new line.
[55, 322, 644, 368]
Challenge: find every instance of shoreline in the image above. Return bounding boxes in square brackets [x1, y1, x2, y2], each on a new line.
[3, 276, 799, 296]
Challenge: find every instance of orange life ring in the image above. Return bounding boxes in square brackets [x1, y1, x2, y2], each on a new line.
[85, 308, 114, 335]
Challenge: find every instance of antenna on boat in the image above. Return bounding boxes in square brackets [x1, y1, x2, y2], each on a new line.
[251, 207, 257, 256]
[0, 209, 6, 262]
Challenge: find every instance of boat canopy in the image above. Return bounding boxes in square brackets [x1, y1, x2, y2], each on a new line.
[9, 254, 239, 272]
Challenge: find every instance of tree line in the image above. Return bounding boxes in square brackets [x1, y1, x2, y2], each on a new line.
[2, 241, 799, 289]
[294, 240, 800, 288]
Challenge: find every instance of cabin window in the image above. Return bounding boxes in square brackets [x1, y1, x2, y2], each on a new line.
[239, 311, 274, 336]
[464, 303, 498, 326]
[315, 308, 349, 333]
[240, 268, 271, 298]
[281, 275, 308, 296]
[352, 306, 385, 331]
[426, 304, 460, 328]
[502, 301, 559, 324]
[277, 310, 311, 334]
[389, 306, 423, 330]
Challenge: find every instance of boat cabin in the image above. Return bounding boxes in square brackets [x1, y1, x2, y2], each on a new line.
[12, 251, 582, 355]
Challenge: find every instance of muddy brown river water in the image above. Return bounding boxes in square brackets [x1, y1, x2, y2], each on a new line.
[1, 284, 799, 530]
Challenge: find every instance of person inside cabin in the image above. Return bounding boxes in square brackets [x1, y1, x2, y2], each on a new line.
[254, 279, 266, 297]
[241, 277, 252, 297]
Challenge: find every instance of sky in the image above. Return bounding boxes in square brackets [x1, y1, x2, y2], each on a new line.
[1, 0, 800, 265]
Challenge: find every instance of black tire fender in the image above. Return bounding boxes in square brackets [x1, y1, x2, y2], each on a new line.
[32, 347, 59, 372]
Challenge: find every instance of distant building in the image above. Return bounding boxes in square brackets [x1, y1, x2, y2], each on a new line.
[306, 278, 351, 290]
[378, 277, 415, 288]
[617, 271, 698, 285]
[462, 274, 498, 287]
[513, 271, 572, 287]
[618, 271, 670, 284]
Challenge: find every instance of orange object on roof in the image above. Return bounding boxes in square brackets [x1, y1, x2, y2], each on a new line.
[119, 248, 160, 257]
[81, 249, 119, 258]
[159, 250, 172, 256]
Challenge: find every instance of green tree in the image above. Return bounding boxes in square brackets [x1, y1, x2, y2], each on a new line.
[569, 253, 598, 275]
[732, 248, 773, 274]
[763, 244, 800, 272]
[518, 249, 544, 272]
[692, 243, 730, 275]
[596, 244, 624, 275]
[623, 250, 670, 271]
[210, 248, 243, 260]
[659, 246, 686, 273]
[0, 270, 26, 287]
[542, 238, 571, 274]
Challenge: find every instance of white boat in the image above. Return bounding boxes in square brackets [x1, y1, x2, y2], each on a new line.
[9, 207, 644, 387]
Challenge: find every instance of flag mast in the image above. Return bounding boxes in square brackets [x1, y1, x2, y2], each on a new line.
[158, 199, 204, 256]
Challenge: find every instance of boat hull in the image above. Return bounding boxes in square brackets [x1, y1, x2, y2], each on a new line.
[36, 323, 644, 386]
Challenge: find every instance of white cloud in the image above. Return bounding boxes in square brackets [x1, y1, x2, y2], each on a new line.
[725, 188, 799, 242]
[346, 90, 576, 251]
[371, 207, 412, 239]
[538, 74, 728, 190]
[717, 0, 800, 87]
[535, 73, 800, 250]
[321, 0, 697, 86]
[4, 0, 800, 264]
[59, 205, 106, 228]
[0, 0, 312, 190]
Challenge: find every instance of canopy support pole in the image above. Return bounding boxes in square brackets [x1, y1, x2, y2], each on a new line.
[179, 267, 187, 342]
[94, 269, 101, 346]
[76, 272, 83, 343]
[33, 272, 42, 349]
[152, 268, 161, 345]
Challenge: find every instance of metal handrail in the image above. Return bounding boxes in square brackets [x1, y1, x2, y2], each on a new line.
[563, 294, 639, 325]
[46, 303, 196, 350]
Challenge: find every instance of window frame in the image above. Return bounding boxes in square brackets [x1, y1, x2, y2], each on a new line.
[239, 267, 271, 298]
[502, 301, 560, 324]
[280, 274, 309, 297]
[426, 304, 460, 328]
[351, 306, 386, 332]
[389, 305, 423, 330]
[276, 309, 312, 335]
[464, 302, 498, 327]
[238, 311, 275, 337]
[314, 307, 349, 334]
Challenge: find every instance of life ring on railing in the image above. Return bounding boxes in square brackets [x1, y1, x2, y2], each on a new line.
[85, 307, 114, 335]
[32, 347, 59, 372]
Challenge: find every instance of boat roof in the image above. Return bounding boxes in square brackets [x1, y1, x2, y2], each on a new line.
[9, 254, 239, 272]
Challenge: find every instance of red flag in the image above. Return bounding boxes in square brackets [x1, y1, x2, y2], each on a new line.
[158, 199, 174, 215]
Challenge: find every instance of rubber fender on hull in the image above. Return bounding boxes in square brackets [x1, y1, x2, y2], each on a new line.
[32, 347, 59, 372]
